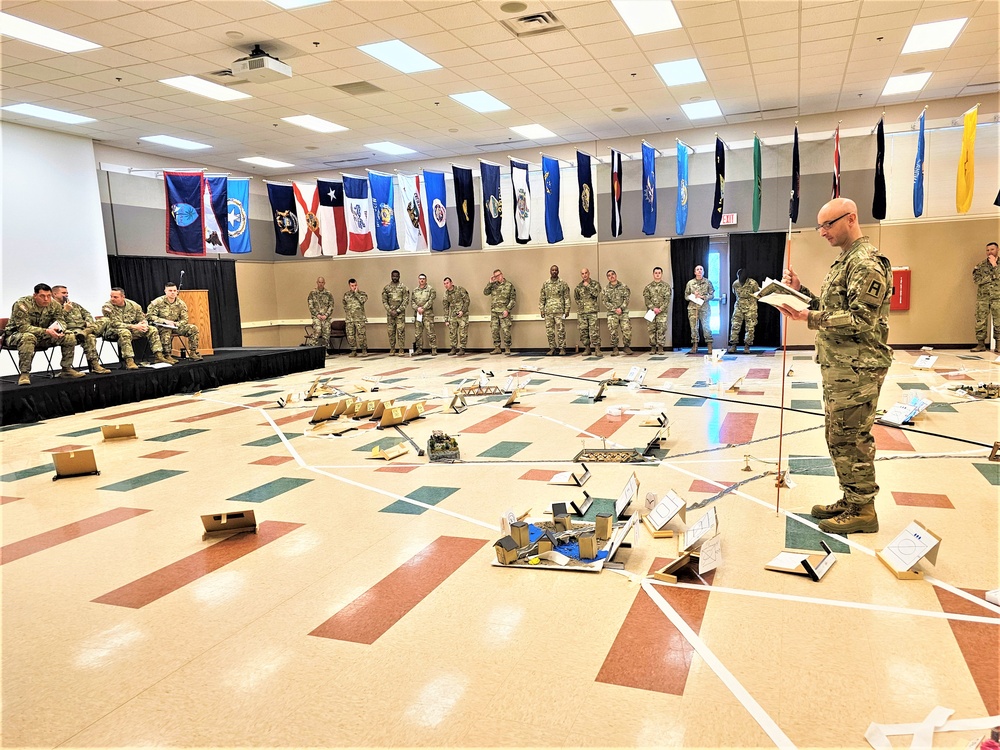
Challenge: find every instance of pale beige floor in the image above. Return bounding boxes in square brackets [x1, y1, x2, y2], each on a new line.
[2, 347, 998, 749]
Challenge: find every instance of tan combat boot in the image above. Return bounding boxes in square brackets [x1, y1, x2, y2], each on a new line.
[611, 347, 619, 356]
[431, 348, 437, 356]
[17, 373, 30, 386]
[707, 344, 713, 355]
[504, 347, 512, 355]
[153, 353, 174, 365]
[744, 345, 751, 354]
[971, 342, 987, 352]
[490, 347, 501, 355]
[624, 346, 633, 355]
[188, 352, 203, 361]
[582, 347, 591, 356]
[558, 347, 566, 356]
[818, 503, 878, 534]
[546, 348, 555, 356]
[58, 368, 85, 378]
[361, 349, 368, 357]
[811, 497, 851, 519]
[124, 358, 139, 370]
[689, 345, 698, 354]
[349, 350, 356, 358]
[593, 348, 603, 357]
[88, 359, 110, 374]
[727, 345, 737, 354]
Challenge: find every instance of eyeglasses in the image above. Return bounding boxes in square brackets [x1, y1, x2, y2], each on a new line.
[815, 213, 851, 232]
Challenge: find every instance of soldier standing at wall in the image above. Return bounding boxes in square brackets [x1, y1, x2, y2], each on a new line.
[643, 267, 671, 354]
[410, 273, 437, 355]
[684, 265, 715, 354]
[602, 270, 633, 356]
[6, 283, 83, 385]
[382, 269, 409, 356]
[443, 277, 469, 356]
[574, 267, 602, 356]
[148, 282, 202, 360]
[484, 269, 516, 355]
[539, 264, 570, 356]
[727, 268, 760, 354]
[306, 277, 335, 350]
[342, 278, 368, 357]
[971, 242, 1000, 353]
[51, 285, 109, 374]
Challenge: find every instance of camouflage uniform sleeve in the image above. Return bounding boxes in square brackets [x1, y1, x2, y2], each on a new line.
[561, 283, 569, 314]
[461, 289, 470, 314]
[973, 261, 991, 287]
[807, 257, 889, 333]
[358, 291, 368, 305]
[705, 280, 715, 299]
[573, 284, 582, 306]
[622, 285, 631, 308]
[146, 298, 162, 322]
[601, 286, 612, 311]
[538, 285, 545, 312]
[81, 305, 96, 330]
[483, 282, 495, 297]
[643, 284, 653, 309]
[178, 300, 189, 326]
[307, 292, 318, 316]
[382, 286, 391, 312]
[506, 284, 516, 311]
[10, 301, 48, 337]
[748, 279, 760, 296]
[684, 280, 695, 299]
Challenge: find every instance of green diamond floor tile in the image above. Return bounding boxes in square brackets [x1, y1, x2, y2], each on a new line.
[790, 400, 822, 411]
[973, 463, 1000, 486]
[58, 427, 104, 437]
[1, 464, 53, 483]
[244, 389, 283, 397]
[478, 441, 531, 458]
[925, 402, 958, 413]
[227, 477, 313, 503]
[98, 469, 186, 492]
[785, 513, 851, 553]
[243, 433, 303, 447]
[355, 436, 410, 453]
[789, 454, 836, 477]
[380, 485, 460, 514]
[675, 397, 706, 407]
[896, 382, 930, 390]
[146, 428, 210, 442]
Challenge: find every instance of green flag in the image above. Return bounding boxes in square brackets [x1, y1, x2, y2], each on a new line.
[752, 135, 762, 232]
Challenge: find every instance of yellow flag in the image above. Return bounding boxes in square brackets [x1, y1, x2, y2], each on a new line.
[956, 106, 978, 213]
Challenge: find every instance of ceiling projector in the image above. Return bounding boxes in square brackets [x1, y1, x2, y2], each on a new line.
[231, 45, 291, 83]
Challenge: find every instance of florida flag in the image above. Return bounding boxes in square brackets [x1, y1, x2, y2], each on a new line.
[343, 175, 374, 252]
[293, 181, 322, 257]
[317, 179, 346, 255]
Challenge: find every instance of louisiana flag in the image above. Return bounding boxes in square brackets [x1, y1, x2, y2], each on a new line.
[752, 135, 762, 233]
[913, 110, 926, 218]
[676, 144, 688, 236]
[293, 181, 322, 256]
[165, 171, 206, 256]
[480, 162, 503, 246]
[576, 151, 595, 238]
[266, 182, 298, 257]
[610, 149, 623, 237]
[226, 178, 251, 254]
[368, 171, 398, 251]
[423, 170, 451, 251]
[511, 159, 531, 244]
[790, 126, 800, 223]
[956, 106, 977, 214]
[542, 155, 563, 244]
[711, 137, 725, 230]
[453, 166, 475, 247]
[398, 173, 426, 251]
[203, 175, 229, 253]
[873, 117, 886, 220]
[343, 175, 374, 252]
[641, 142, 656, 235]
[317, 179, 347, 255]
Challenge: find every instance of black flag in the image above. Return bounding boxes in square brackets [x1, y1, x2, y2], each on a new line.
[711, 137, 725, 229]
[789, 126, 800, 223]
[452, 166, 474, 247]
[577, 151, 596, 238]
[872, 117, 886, 220]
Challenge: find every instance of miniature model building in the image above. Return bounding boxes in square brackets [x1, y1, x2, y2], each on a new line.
[427, 430, 460, 462]
[491, 518, 616, 568]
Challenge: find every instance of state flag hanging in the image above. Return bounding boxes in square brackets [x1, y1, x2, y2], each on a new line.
[226, 178, 251, 254]
[293, 181, 322, 256]
[711, 137, 725, 230]
[203, 175, 229, 253]
[165, 171, 206, 256]
[576, 151, 595, 238]
[831, 125, 841, 199]
[423, 169, 451, 251]
[873, 117, 886, 220]
[343, 175, 374, 252]
[913, 110, 926, 218]
[367, 171, 398, 251]
[641, 143, 657, 236]
[510, 159, 531, 244]
[676, 143, 689, 236]
[453, 166, 475, 247]
[542, 155, 563, 244]
[752, 135, 762, 233]
[317, 179, 346, 255]
[790, 126, 800, 223]
[956, 105, 978, 214]
[610, 149, 623, 237]
[398, 173, 426, 251]
[480, 161, 503, 246]
[266, 182, 298, 256]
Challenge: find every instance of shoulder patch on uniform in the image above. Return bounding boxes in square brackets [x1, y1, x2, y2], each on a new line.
[858, 271, 887, 306]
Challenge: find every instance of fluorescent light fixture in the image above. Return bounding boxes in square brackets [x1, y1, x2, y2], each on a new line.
[0, 11, 100, 52]
[358, 40, 440, 74]
[611, 0, 681, 35]
[239, 156, 295, 168]
[364, 141, 416, 156]
[902, 18, 966, 54]
[681, 100, 723, 119]
[1, 103, 95, 124]
[140, 135, 211, 151]
[281, 114, 347, 133]
[267, 0, 330, 8]
[510, 124, 557, 140]
[450, 91, 510, 113]
[160, 76, 251, 102]
[655, 58, 706, 86]
[881, 72, 931, 96]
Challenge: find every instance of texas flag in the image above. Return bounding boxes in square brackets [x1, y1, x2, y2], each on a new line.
[316, 179, 347, 255]
[343, 175, 374, 252]
[293, 181, 322, 257]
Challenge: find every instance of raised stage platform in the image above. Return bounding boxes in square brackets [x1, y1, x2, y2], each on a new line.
[0, 346, 326, 425]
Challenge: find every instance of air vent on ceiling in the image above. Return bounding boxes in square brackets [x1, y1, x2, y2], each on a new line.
[323, 157, 371, 168]
[964, 80, 1000, 88]
[335, 81, 384, 96]
[211, 69, 234, 77]
[724, 111, 762, 123]
[500, 11, 565, 38]
[474, 139, 530, 150]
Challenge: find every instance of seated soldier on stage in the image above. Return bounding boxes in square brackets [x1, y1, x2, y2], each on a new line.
[6, 283, 84, 385]
[51, 285, 109, 374]
[102, 287, 174, 369]
[147, 281, 202, 361]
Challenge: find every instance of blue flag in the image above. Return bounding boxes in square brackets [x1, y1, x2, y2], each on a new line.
[711, 137, 725, 230]
[368, 171, 398, 251]
[542, 155, 563, 244]
[913, 110, 925, 218]
[266, 182, 298, 256]
[165, 171, 205, 256]
[480, 162, 503, 246]
[423, 170, 451, 251]
[642, 143, 656, 235]
[226, 178, 251, 254]
[453, 166, 475, 247]
[576, 151, 595, 238]
[205, 175, 229, 252]
[676, 145, 688, 235]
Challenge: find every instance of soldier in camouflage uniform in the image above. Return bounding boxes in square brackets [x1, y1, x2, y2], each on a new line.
[6, 283, 83, 385]
[602, 270, 633, 356]
[342, 278, 368, 357]
[778, 197, 892, 535]
[51, 285, 109, 374]
[102, 287, 173, 369]
[410, 273, 437, 355]
[642, 267, 671, 354]
[442, 277, 470, 356]
[727, 269, 760, 354]
[382, 270, 409, 356]
[538, 264, 570, 356]
[574, 268, 602, 356]
[484, 269, 516, 355]
[684, 265, 715, 354]
[971, 242, 1000, 353]
[307, 277, 335, 350]
[147, 282, 202, 360]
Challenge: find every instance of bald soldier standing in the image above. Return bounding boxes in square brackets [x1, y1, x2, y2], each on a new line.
[382, 270, 409, 356]
[777, 197, 892, 534]
[574, 267, 602, 356]
[410, 273, 437, 356]
[443, 277, 470, 356]
[307, 277, 335, 350]
[643, 267, 671, 354]
[484, 269, 516, 355]
[602, 269, 633, 356]
[539, 264, 570, 356]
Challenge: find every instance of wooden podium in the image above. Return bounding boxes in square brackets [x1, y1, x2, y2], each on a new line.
[174, 290, 213, 356]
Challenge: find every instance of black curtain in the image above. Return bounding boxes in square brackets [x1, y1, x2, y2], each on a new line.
[728, 232, 786, 348]
[107, 256, 242, 347]
[670, 236, 709, 349]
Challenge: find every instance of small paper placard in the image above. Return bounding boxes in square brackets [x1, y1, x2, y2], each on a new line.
[614, 472, 639, 519]
[644, 309, 656, 322]
[682, 507, 717, 552]
[686, 294, 705, 306]
[646, 490, 686, 530]
[913, 354, 938, 369]
[879, 520, 940, 574]
[698, 534, 721, 574]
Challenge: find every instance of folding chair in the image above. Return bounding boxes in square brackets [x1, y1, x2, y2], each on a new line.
[1, 317, 57, 378]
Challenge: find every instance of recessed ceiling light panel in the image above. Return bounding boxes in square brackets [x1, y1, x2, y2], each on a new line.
[0, 11, 100, 52]
[140, 135, 211, 150]
[510, 124, 557, 140]
[882, 72, 931, 96]
[281, 115, 347, 133]
[1, 103, 96, 124]
[655, 58, 706, 86]
[160, 76, 251, 102]
[364, 141, 417, 155]
[450, 91, 510, 113]
[680, 100, 723, 119]
[902, 18, 966, 54]
[358, 40, 440, 74]
[239, 156, 295, 168]
[611, 1, 681, 36]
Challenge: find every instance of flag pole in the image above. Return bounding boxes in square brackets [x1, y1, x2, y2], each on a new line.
[775, 196, 794, 514]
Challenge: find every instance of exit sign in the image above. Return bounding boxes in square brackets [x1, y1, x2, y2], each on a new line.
[721, 213, 738, 225]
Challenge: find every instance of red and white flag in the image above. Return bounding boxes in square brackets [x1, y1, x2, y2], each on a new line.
[316, 179, 346, 256]
[831, 125, 841, 199]
[343, 174, 374, 252]
[293, 181, 322, 256]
